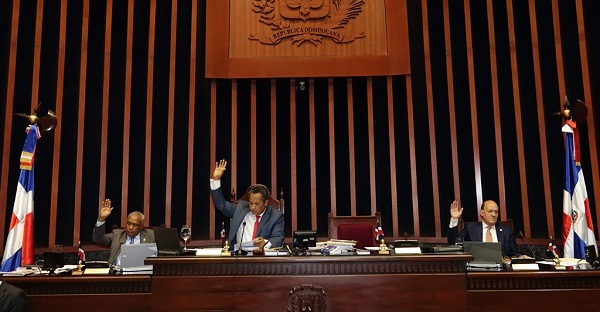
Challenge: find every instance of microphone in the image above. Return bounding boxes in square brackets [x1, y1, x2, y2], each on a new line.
[236, 222, 248, 256]
[519, 231, 537, 259]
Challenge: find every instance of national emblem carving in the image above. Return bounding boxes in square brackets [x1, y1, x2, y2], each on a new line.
[249, 0, 366, 46]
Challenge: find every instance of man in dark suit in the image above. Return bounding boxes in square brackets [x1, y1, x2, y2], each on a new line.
[448, 200, 521, 258]
[210, 159, 284, 251]
[0, 281, 27, 312]
[92, 199, 156, 265]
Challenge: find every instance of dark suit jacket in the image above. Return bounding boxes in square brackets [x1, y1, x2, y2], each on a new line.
[0, 282, 27, 312]
[92, 224, 155, 264]
[211, 187, 284, 249]
[448, 221, 521, 257]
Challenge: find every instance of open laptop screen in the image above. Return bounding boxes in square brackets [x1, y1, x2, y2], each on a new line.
[120, 243, 157, 268]
[463, 241, 503, 265]
[153, 227, 183, 255]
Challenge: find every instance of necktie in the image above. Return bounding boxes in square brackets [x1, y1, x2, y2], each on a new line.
[252, 215, 261, 239]
[130, 237, 135, 244]
[485, 226, 493, 242]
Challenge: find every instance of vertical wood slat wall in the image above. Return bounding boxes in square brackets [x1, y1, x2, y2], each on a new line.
[1, 0, 599, 250]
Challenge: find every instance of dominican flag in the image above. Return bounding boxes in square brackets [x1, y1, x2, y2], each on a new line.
[546, 242, 559, 258]
[78, 241, 86, 262]
[562, 121, 597, 259]
[220, 222, 227, 239]
[1, 125, 39, 272]
[374, 220, 384, 242]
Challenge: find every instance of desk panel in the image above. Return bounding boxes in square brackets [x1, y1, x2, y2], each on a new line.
[3, 275, 151, 312]
[467, 271, 600, 312]
[147, 254, 471, 312]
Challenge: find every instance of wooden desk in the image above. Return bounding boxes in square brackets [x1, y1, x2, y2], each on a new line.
[3, 275, 151, 311]
[467, 270, 600, 312]
[8, 256, 599, 312]
[146, 254, 471, 312]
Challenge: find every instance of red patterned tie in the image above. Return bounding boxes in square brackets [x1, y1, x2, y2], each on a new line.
[252, 215, 261, 239]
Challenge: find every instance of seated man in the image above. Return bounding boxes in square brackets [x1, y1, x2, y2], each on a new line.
[210, 159, 284, 251]
[447, 200, 521, 258]
[92, 199, 155, 265]
[0, 281, 27, 311]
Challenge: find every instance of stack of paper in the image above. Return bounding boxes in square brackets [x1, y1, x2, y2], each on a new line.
[1, 268, 37, 276]
[318, 240, 356, 255]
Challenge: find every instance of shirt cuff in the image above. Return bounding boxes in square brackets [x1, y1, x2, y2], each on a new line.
[96, 220, 106, 227]
[210, 179, 221, 190]
[449, 218, 459, 228]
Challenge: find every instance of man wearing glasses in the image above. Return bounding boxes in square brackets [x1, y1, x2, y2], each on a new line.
[92, 199, 156, 265]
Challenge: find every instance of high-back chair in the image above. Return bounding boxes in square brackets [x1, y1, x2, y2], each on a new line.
[237, 184, 282, 212]
[327, 212, 381, 249]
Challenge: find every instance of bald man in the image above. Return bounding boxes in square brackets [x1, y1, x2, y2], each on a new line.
[447, 200, 521, 258]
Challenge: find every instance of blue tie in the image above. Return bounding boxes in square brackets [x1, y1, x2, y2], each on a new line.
[130, 237, 135, 244]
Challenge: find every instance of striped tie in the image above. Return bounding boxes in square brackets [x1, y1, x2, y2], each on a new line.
[485, 226, 493, 242]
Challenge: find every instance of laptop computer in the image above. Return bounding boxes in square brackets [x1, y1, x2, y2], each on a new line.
[421, 245, 463, 253]
[463, 241, 504, 271]
[153, 227, 196, 256]
[119, 243, 157, 274]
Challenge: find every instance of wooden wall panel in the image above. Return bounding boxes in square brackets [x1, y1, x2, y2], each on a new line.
[228, 0, 388, 58]
[505, 0, 531, 236]
[206, 0, 411, 77]
[528, 0, 554, 239]
[52, 0, 67, 246]
[73, 0, 90, 247]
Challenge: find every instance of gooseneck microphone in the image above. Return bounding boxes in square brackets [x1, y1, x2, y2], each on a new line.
[519, 231, 537, 259]
[236, 222, 248, 256]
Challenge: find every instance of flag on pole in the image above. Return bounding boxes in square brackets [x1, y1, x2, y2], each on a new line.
[78, 241, 86, 262]
[220, 221, 227, 247]
[220, 221, 226, 239]
[1, 125, 39, 272]
[562, 121, 597, 259]
[374, 220, 384, 242]
[546, 242, 559, 258]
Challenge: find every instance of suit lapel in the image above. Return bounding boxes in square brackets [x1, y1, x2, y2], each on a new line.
[474, 222, 483, 242]
[119, 231, 127, 244]
[0, 283, 7, 302]
[256, 207, 271, 237]
[140, 230, 148, 243]
[496, 224, 505, 243]
[231, 205, 251, 243]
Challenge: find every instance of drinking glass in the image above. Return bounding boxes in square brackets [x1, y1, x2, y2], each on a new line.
[180, 225, 191, 250]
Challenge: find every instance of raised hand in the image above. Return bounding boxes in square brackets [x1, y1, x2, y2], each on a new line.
[213, 159, 228, 181]
[98, 199, 113, 222]
[450, 200, 463, 220]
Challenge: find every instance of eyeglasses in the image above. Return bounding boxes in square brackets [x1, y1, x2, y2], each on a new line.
[126, 221, 141, 227]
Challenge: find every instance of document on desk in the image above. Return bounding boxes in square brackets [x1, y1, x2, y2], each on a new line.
[1, 268, 37, 276]
[234, 241, 257, 252]
[511, 263, 539, 271]
[195, 248, 222, 256]
[265, 248, 288, 256]
[84, 268, 111, 275]
[119, 265, 153, 275]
